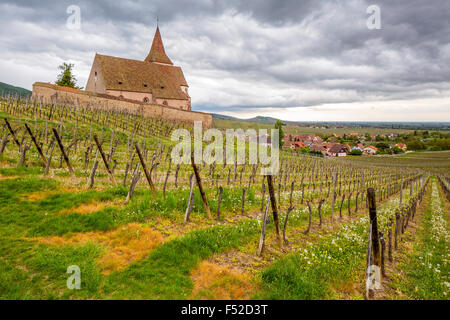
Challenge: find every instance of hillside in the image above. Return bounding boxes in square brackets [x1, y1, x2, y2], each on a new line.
[0, 82, 31, 98]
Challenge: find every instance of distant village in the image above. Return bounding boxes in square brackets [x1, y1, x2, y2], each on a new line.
[282, 132, 408, 157]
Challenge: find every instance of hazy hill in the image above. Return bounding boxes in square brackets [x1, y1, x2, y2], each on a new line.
[0, 82, 31, 98]
[212, 113, 279, 124]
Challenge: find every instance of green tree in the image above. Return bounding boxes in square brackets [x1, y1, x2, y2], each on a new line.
[274, 119, 284, 148]
[55, 63, 82, 89]
[392, 146, 404, 154]
[350, 149, 363, 156]
[407, 140, 426, 151]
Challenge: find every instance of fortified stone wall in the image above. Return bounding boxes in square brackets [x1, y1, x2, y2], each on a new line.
[32, 82, 212, 128]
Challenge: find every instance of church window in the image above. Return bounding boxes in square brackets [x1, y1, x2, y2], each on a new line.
[118, 81, 123, 85]
[163, 100, 168, 106]
[143, 83, 148, 87]
[143, 97, 149, 103]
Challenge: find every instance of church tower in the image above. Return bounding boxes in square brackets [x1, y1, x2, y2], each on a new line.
[85, 25, 191, 111]
[145, 27, 173, 65]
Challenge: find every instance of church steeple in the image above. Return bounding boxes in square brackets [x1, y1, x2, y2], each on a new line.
[145, 26, 173, 65]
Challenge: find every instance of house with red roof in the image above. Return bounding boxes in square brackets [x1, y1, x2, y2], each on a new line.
[364, 145, 378, 155]
[327, 144, 348, 157]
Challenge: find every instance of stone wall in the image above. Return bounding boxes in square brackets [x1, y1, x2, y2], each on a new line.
[32, 82, 212, 128]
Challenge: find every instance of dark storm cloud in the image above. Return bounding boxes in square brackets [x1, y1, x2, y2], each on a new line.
[0, 0, 449, 117]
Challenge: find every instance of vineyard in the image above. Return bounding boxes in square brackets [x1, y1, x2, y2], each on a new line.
[0, 96, 448, 300]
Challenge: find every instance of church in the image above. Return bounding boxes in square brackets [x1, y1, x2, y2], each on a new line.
[85, 26, 191, 111]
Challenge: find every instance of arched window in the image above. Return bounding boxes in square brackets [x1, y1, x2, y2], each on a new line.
[143, 97, 149, 103]
[163, 100, 168, 106]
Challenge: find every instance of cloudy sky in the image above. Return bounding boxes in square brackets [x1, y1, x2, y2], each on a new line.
[1, 0, 449, 121]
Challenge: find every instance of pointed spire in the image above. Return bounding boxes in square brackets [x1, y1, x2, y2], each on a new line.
[145, 26, 173, 65]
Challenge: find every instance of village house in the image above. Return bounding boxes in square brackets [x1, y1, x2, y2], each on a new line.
[364, 145, 378, 155]
[351, 143, 365, 152]
[293, 141, 308, 150]
[343, 144, 351, 152]
[310, 143, 328, 155]
[395, 143, 407, 151]
[327, 144, 348, 157]
[85, 26, 191, 110]
[283, 140, 295, 150]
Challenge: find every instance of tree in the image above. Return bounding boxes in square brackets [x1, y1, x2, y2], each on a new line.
[407, 140, 426, 151]
[392, 146, 404, 154]
[350, 149, 363, 156]
[274, 119, 284, 148]
[55, 63, 82, 89]
[375, 142, 389, 150]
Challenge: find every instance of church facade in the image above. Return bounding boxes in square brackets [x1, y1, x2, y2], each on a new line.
[85, 27, 191, 111]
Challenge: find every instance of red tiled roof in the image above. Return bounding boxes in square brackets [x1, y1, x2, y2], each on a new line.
[145, 27, 173, 65]
[294, 141, 307, 149]
[95, 54, 188, 100]
[328, 144, 346, 154]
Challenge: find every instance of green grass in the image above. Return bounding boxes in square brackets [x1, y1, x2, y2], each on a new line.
[0, 238, 104, 299]
[102, 220, 260, 299]
[394, 180, 449, 299]
[256, 190, 417, 300]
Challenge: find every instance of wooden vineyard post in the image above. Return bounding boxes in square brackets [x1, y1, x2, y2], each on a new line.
[267, 174, 282, 247]
[17, 141, 31, 167]
[283, 206, 294, 245]
[260, 181, 266, 211]
[379, 231, 386, 277]
[366, 187, 382, 299]
[134, 142, 156, 197]
[94, 135, 117, 187]
[388, 218, 393, 262]
[184, 174, 195, 223]
[44, 137, 56, 176]
[87, 151, 99, 189]
[257, 197, 270, 256]
[191, 154, 211, 219]
[217, 186, 223, 219]
[52, 128, 75, 178]
[24, 123, 47, 167]
[163, 159, 172, 199]
[331, 171, 337, 219]
[317, 199, 325, 226]
[4, 118, 21, 148]
[304, 200, 313, 235]
[241, 188, 247, 215]
[124, 164, 140, 204]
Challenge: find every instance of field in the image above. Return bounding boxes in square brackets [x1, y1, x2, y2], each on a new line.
[213, 118, 417, 136]
[0, 96, 448, 300]
[342, 151, 450, 171]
